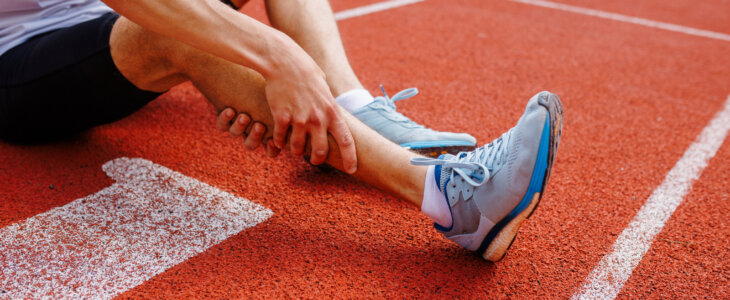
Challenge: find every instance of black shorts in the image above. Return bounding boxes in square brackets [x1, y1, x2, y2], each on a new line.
[0, 12, 161, 143]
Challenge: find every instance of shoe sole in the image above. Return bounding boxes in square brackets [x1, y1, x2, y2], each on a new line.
[410, 145, 478, 158]
[480, 92, 564, 262]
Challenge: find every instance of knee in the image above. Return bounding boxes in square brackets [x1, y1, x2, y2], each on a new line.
[109, 17, 189, 92]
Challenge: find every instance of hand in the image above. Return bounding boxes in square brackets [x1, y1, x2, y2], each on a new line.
[264, 58, 357, 173]
[217, 108, 281, 158]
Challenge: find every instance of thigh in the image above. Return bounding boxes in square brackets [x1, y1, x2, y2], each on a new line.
[0, 12, 161, 143]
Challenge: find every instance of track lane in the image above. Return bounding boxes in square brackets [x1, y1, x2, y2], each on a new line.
[573, 95, 730, 299]
[548, 0, 730, 34]
[124, 0, 730, 297]
[617, 129, 730, 298]
[0, 142, 118, 228]
[510, 0, 730, 42]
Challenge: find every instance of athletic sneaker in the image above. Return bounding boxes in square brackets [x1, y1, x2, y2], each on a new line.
[411, 91, 563, 261]
[352, 86, 477, 157]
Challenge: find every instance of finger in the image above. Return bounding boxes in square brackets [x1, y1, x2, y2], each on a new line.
[265, 139, 281, 157]
[244, 122, 266, 150]
[229, 114, 250, 137]
[217, 108, 236, 131]
[308, 126, 328, 165]
[289, 123, 307, 156]
[330, 117, 357, 174]
[273, 113, 291, 149]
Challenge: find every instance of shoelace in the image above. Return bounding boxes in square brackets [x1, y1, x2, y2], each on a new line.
[411, 129, 513, 187]
[370, 85, 424, 129]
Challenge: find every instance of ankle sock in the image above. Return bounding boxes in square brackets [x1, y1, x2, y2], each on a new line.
[335, 88, 374, 113]
[421, 165, 452, 228]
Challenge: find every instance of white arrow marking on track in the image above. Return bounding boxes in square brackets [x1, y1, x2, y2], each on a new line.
[0, 157, 273, 299]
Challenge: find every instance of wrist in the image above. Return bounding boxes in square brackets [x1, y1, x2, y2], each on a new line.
[257, 32, 311, 80]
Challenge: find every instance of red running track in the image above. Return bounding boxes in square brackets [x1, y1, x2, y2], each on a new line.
[1, 0, 728, 298]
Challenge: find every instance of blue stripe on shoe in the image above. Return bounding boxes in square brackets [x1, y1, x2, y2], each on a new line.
[476, 116, 551, 256]
[400, 141, 476, 149]
[432, 163, 455, 232]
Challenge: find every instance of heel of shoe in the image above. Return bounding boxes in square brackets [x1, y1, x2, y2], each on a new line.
[527, 92, 563, 219]
[482, 192, 541, 262]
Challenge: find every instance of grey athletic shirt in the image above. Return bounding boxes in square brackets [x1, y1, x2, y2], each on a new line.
[0, 0, 112, 56]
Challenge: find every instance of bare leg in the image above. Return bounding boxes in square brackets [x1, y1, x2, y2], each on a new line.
[265, 0, 363, 97]
[109, 17, 425, 206]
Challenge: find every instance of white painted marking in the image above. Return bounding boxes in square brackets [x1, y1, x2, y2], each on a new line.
[510, 0, 730, 42]
[573, 94, 730, 299]
[334, 0, 424, 20]
[0, 157, 273, 299]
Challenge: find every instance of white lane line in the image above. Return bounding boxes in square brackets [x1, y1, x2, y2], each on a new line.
[509, 0, 730, 42]
[0, 157, 273, 299]
[573, 94, 730, 299]
[334, 0, 424, 20]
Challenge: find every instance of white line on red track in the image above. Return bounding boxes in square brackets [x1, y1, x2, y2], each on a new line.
[572, 94, 730, 299]
[334, 0, 424, 20]
[0, 158, 273, 299]
[509, 0, 730, 42]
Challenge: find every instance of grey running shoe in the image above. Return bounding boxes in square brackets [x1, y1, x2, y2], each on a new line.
[411, 91, 563, 261]
[352, 86, 477, 157]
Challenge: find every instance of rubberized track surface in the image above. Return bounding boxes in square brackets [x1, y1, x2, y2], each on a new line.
[1, 0, 729, 298]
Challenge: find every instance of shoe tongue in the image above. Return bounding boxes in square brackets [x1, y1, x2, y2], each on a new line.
[435, 153, 456, 192]
[372, 98, 413, 120]
[371, 97, 392, 108]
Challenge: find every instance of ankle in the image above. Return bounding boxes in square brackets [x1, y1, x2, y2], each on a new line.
[420, 165, 452, 228]
[335, 88, 373, 112]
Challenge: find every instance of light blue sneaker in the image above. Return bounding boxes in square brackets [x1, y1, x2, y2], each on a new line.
[352, 86, 477, 157]
[411, 91, 563, 261]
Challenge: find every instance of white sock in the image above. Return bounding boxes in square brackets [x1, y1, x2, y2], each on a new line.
[335, 88, 374, 113]
[421, 165, 452, 228]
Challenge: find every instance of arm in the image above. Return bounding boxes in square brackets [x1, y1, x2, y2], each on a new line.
[102, 0, 358, 173]
[103, 0, 286, 78]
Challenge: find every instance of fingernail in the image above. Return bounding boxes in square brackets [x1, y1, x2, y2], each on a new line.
[316, 150, 326, 156]
[238, 116, 247, 124]
[254, 124, 263, 132]
[226, 110, 233, 117]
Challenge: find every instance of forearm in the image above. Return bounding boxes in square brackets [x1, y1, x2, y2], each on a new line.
[102, 0, 300, 78]
[265, 0, 362, 96]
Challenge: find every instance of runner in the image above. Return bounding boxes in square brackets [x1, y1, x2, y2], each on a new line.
[0, 0, 563, 261]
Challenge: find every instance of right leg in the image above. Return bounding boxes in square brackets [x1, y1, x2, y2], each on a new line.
[110, 16, 429, 206]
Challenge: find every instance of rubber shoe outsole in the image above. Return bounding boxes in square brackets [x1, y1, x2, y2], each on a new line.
[410, 145, 478, 158]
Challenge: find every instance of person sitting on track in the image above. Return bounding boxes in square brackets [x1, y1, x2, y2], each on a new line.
[0, 0, 563, 261]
